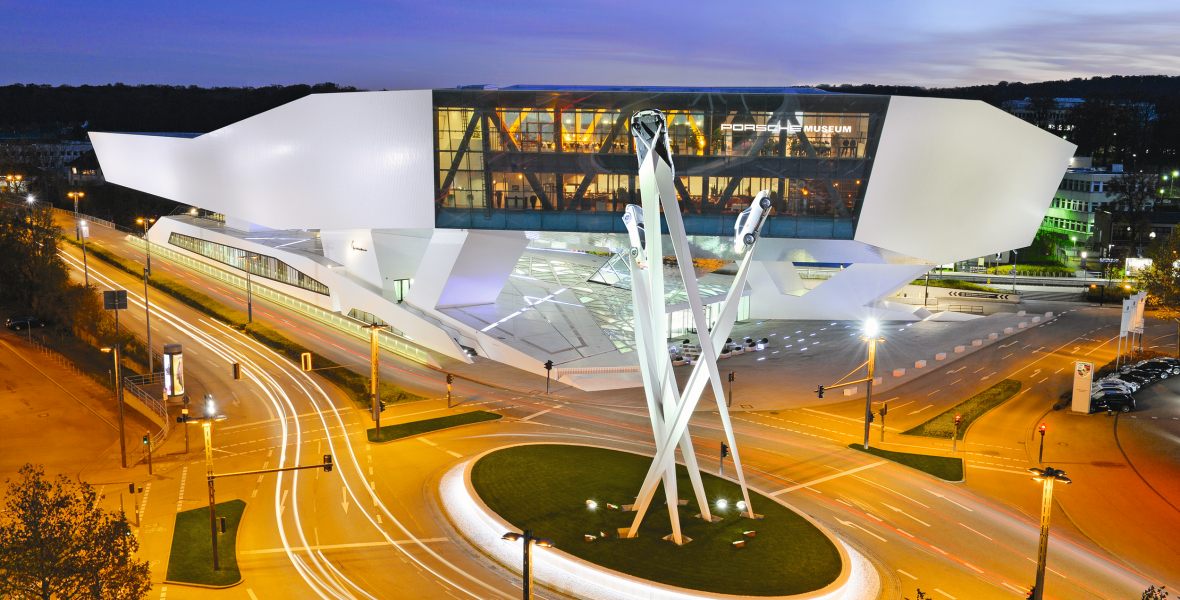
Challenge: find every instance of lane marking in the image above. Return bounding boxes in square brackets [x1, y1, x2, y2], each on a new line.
[908, 405, 933, 415]
[771, 461, 887, 496]
[966, 464, 1030, 476]
[447, 450, 463, 458]
[950, 379, 962, 385]
[929, 544, 949, 555]
[1003, 582, 1027, 594]
[897, 569, 917, 580]
[851, 475, 931, 508]
[519, 404, 563, 422]
[882, 502, 931, 526]
[959, 522, 993, 541]
[933, 589, 955, 599]
[836, 518, 887, 542]
[240, 538, 450, 554]
[962, 562, 984, 574]
[926, 389, 941, 396]
[924, 488, 974, 511]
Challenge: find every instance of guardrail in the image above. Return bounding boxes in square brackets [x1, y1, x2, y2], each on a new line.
[125, 235, 433, 366]
[51, 207, 130, 233]
[122, 377, 170, 429]
[946, 304, 985, 315]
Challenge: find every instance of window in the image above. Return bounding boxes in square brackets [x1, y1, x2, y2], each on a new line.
[168, 233, 329, 295]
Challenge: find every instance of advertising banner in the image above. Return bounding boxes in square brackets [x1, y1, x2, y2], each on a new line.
[1120, 298, 1135, 337]
[1072, 361, 1095, 413]
[163, 344, 184, 397]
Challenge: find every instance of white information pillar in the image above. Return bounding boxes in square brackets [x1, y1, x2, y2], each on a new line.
[621, 110, 770, 543]
[1071, 361, 1093, 413]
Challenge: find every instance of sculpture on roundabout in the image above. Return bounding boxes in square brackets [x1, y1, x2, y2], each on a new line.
[621, 109, 773, 545]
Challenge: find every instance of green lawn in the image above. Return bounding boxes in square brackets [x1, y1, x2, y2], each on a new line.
[848, 444, 963, 481]
[902, 379, 1022, 440]
[165, 499, 246, 587]
[368, 410, 501, 443]
[471, 445, 842, 596]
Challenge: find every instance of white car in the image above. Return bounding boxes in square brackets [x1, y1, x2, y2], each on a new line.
[733, 190, 773, 253]
[622, 204, 648, 268]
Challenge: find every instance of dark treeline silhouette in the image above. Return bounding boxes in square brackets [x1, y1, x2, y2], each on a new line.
[816, 74, 1180, 105]
[0, 82, 357, 136]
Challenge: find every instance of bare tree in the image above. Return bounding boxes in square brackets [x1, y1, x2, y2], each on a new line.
[1105, 172, 1160, 255]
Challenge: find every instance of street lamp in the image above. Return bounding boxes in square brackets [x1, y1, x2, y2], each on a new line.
[136, 218, 155, 275]
[501, 530, 554, 599]
[101, 346, 128, 468]
[1028, 467, 1072, 600]
[68, 191, 84, 240]
[860, 319, 884, 450]
[362, 323, 389, 440]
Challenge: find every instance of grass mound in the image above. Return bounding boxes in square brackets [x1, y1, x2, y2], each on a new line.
[368, 410, 501, 443]
[471, 445, 842, 596]
[849, 444, 963, 481]
[910, 278, 1005, 293]
[903, 379, 1021, 440]
[165, 499, 246, 587]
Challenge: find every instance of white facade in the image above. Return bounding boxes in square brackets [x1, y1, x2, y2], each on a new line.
[91, 89, 1074, 387]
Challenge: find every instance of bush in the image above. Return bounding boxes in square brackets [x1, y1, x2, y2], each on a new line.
[1084, 284, 1135, 302]
[986, 265, 1075, 276]
[909, 278, 1005, 293]
[904, 380, 1022, 439]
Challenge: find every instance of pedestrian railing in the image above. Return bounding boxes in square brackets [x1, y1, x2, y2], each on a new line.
[125, 235, 433, 366]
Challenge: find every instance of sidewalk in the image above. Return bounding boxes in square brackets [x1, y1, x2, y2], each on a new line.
[1041, 407, 1180, 588]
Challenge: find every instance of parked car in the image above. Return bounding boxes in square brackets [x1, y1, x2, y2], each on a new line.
[1090, 390, 1135, 413]
[1102, 375, 1141, 391]
[1093, 380, 1135, 394]
[1112, 372, 1153, 388]
[1121, 359, 1180, 375]
[5, 317, 44, 331]
[1128, 369, 1163, 384]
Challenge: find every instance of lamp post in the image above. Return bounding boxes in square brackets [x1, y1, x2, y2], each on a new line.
[80, 220, 90, 287]
[143, 267, 153, 373]
[1011, 249, 1018, 293]
[362, 323, 389, 440]
[68, 191, 84, 240]
[1028, 467, 1072, 600]
[1038, 423, 1047, 463]
[136, 218, 155, 275]
[101, 346, 127, 468]
[242, 253, 260, 323]
[861, 319, 884, 450]
[501, 530, 555, 600]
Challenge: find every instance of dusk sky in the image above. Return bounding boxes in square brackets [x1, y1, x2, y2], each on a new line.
[6, 0, 1180, 89]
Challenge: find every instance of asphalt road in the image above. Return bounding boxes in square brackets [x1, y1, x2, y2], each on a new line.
[49, 218, 1178, 599]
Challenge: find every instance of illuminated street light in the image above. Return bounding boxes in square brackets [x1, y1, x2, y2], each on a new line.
[1028, 467, 1072, 600]
[501, 530, 555, 599]
[100, 346, 128, 468]
[860, 320, 884, 449]
[68, 190, 84, 240]
[136, 217, 156, 275]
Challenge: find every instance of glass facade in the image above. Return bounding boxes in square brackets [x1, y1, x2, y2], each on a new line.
[433, 88, 889, 239]
[168, 232, 330, 296]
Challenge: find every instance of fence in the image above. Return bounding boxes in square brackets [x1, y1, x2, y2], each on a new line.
[51, 206, 131, 233]
[946, 304, 985, 315]
[125, 235, 433, 366]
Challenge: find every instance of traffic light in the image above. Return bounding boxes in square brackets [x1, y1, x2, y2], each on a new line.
[544, 360, 554, 371]
[720, 443, 730, 458]
[378, 400, 387, 413]
[300, 352, 313, 371]
[232, 362, 241, 380]
[142, 434, 149, 446]
[868, 412, 875, 423]
[815, 385, 825, 398]
[728, 372, 736, 383]
[323, 454, 333, 473]
[1038, 423, 1047, 435]
[880, 403, 888, 416]
[954, 414, 962, 427]
[446, 373, 454, 385]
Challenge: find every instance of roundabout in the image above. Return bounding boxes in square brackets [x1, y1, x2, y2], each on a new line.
[440, 444, 880, 600]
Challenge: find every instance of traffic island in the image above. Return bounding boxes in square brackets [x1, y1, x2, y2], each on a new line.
[848, 444, 964, 482]
[164, 499, 246, 587]
[903, 379, 1022, 440]
[367, 410, 501, 443]
[442, 444, 872, 599]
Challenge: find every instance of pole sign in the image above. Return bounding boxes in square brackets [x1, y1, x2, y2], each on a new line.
[103, 290, 128, 310]
[1120, 298, 1134, 337]
[163, 344, 184, 396]
[80, 223, 90, 239]
[1072, 361, 1094, 413]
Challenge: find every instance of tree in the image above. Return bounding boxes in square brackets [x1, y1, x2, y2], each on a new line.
[1139, 232, 1180, 313]
[1105, 172, 1160, 255]
[1143, 585, 1170, 600]
[0, 464, 151, 600]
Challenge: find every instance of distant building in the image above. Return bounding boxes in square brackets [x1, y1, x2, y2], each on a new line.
[1001, 98, 1084, 134]
[66, 150, 104, 185]
[1042, 157, 1156, 249]
[0, 140, 92, 169]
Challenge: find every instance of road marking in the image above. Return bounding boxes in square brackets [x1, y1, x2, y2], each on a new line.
[882, 502, 931, 526]
[417, 437, 437, 446]
[802, 408, 865, 423]
[241, 538, 450, 554]
[926, 389, 941, 396]
[966, 464, 1030, 475]
[999, 341, 1018, 348]
[519, 404, 563, 422]
[929, 544, 949, 555]
[972, 368, 985, 374]
[1002, 354, 1013, 360]
[851, 475, 930, 508]
[771, 461, 887, 496]
[447, 450, 463, 458]
[933, 588, 955, 599]
[908, 405, 933, 415]
[279, 489, 288, 517]
[980, 372, 996, 380]
[950, 379, 962, 385]
[959, 522, 993, 540]
[962, 562, 984, 574]
[342, 487, 349, 514]
[176, 466, 187, 512]
[1038, 378, 1048, 383]
[139, 483, 151, 520]
[836, 518, 887, 542]
[897, 569, 917, 580]
[247, 590, 258, 600]
[948, 367, 966, 374]
[924, 488, 974, 511]
[895, 528, 914, 537]
[1002, 582, 1027, 594]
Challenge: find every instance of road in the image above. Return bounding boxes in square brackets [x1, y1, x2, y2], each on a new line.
[51, 217, 1177, 599]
